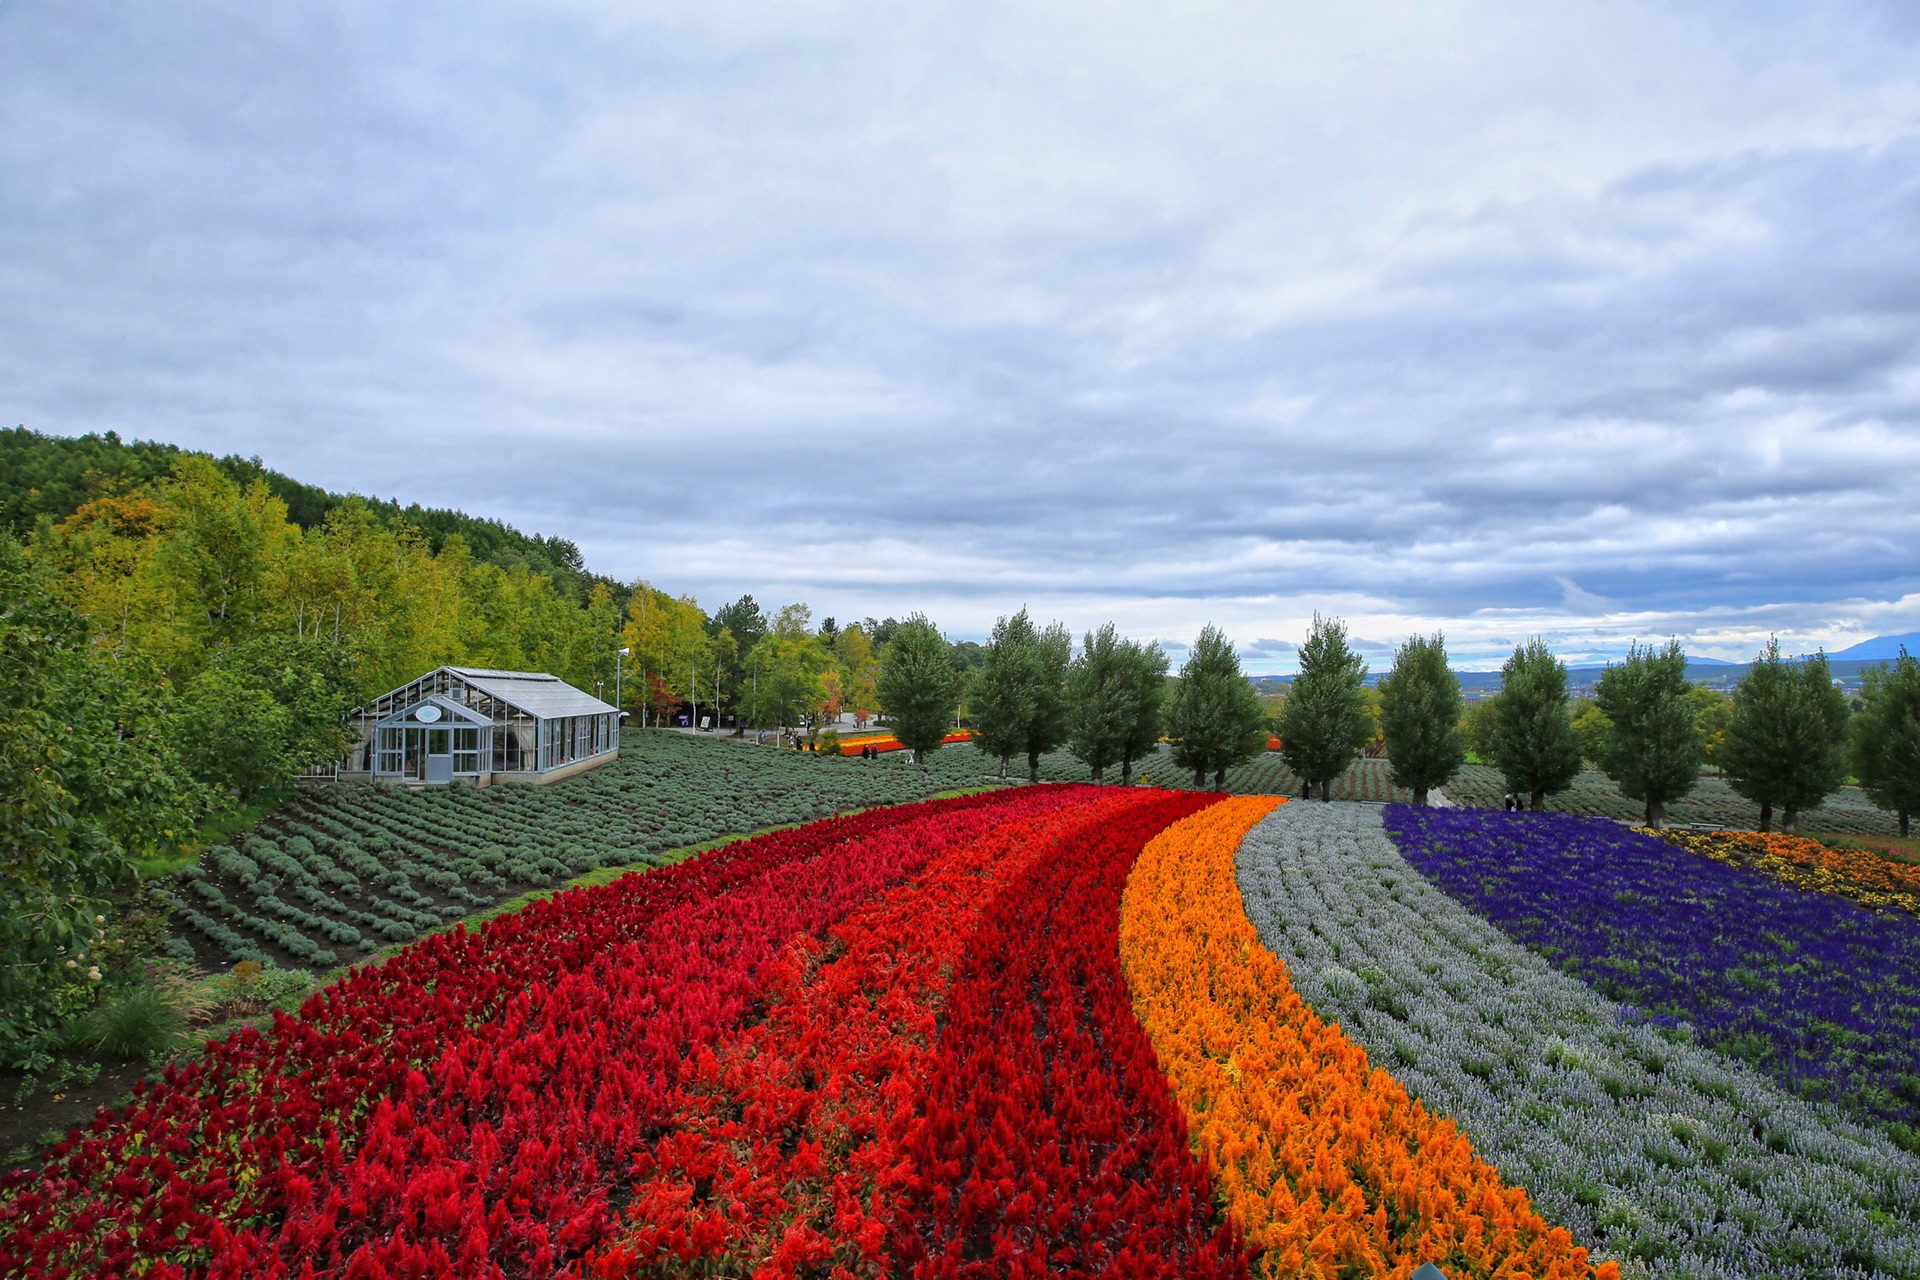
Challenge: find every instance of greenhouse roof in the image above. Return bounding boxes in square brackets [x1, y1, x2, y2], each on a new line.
[450, 667, 619, 719]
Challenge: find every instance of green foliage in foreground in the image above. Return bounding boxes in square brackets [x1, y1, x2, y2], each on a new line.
[0, 536, 205, 1070]
[1277, 614, 1372, 799]
[1595, 640, 1703, 827]
[1167, 624, 1268, 790]
[1490, 639, 1583, 811]
[1723, 639, 1851, 832]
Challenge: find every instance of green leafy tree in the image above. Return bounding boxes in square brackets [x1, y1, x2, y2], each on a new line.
[1377, 632, 1465, 806]
[1168, 625, 1268, 790]
[1461, 695, 1501, 762]
[1722, 639, 1852, 832]
[1685, 685, 1734, 772]
[1594, 640, 1703, 828]
[178, 635, 360, 805]
[875, 614, 960, 763]
[1490, 640, 1583, 810]
[1276, 615, 1372, 800]
[1, 536, 203, 1068]
[1851, 648, 1920, 838]
[971, 609, 1040, 778]
[1115, 638, 1170, 787]
[1570, 701, 1612, 767]
[742, 605, 830, 735]
[1024, 621, 1074, 783]
[1068, 623, 1129, 782]
[712, 595, 768, 731]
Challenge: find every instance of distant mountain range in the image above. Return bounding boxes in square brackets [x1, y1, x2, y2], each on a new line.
[1828, 631, 1920, 660]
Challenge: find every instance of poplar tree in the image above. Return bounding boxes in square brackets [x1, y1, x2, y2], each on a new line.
[1068, 623, 1127, 782]
[875, 613, 960, 763]
[1378, 632, 1466, 806]
[1116, 638, 1170, 787]
[1276, 614, 1371, 800]
[1490, 639, 1582, 811]
[1851, 648, 1920, 838]
[971, 609, 1038, 778]
[1594, 640, 1702, 828]
[1168, 625, 1267, 790]
[1024, 622, 1074, 782]
[1723, 639, 1851, 832]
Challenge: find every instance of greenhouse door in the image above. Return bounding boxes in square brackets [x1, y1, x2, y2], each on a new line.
[425, 728, 453, 784]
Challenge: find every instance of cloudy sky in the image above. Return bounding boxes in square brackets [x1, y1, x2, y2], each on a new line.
[6, 1, 1919, 670]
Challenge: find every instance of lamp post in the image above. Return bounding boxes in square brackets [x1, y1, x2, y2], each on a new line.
[616, 647, 630, 713]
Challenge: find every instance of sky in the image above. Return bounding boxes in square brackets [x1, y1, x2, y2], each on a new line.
[5, 1, 1919, 672]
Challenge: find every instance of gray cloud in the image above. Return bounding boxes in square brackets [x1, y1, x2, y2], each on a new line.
[2, 0, 1918, 667]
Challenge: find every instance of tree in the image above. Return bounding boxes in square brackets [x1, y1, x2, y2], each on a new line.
[1025, 622, 1074, 782]
[1461, 695, 1501, 762]
[179, 635, 359, 805]
[1722, 639, 1851, 832]
[831, 624, 880, 727]
[1570, 702, 1612, 767]
[711, 594, 767, 731]
[1851, 648, 1920, 838]
[971, 610, 1040, 778]
[876, 614, 961, 763]
[1115, 638, 1170, 787]
[1377, 632, 1465, 806]
[1, 536, 203, 1067]
[1276, 614, 1371, 800]
[1594, 640, 1702, 828]
[1168, 625, 1267, 790]
[1068, 624, 1129, 782]
[1685, 685, 1734, 773]
[742, 605, 829, 735]
[1490, 640, 1582, 810]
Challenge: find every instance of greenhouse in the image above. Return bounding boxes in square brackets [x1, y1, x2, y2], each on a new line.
[329, 666, 622, 786]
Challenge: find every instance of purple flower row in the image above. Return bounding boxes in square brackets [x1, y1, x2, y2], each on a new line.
[1383, 805, 1920, 1141]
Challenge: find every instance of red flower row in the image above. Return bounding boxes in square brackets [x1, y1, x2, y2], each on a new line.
[0, 787, 1089, 1280]
[885, 788, 1241, 1278]
[583, 789, 1157, 1276]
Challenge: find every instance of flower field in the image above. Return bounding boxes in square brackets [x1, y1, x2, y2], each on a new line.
[1240, 804, 1920, 1278]
[165, 731, 1015, 972]
[12, 774, 1920, 1278]
[1384, 807, 1920, 1143]
[1646, 826, 1920, 918]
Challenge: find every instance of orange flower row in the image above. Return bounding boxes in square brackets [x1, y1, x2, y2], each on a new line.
[1645, 827, 1920, 917]
[1117, 798, 1616, 1280]
[836, 730, 972, 755]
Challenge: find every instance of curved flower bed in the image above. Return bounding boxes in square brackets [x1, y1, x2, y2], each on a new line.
[583, 788, 1161, 1276]
[1120, 797, 1611, 1280]
[836, 730, 972, 755]
[0, 787, 1087, 1280]
[1646, 827, 1920, 918]
[1384, 806, 1920, 1141]
[1254, 804, 1920, 1277]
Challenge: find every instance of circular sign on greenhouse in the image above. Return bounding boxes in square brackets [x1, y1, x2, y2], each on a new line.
[415, 704, 443, 723]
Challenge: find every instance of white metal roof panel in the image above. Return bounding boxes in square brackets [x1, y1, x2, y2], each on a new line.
[450, 667, 619, 719]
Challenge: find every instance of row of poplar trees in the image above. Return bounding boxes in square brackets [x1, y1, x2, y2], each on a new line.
[882, 609, 1269, 787]
[1297, 616, 1919, 834]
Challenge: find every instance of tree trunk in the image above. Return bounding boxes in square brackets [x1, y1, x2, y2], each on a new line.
[999, 756, 1010, 779]
[1758, 801, 1771, 832]
[1782, 803, 1797, 834]
[1029, 750, 1041, 784]
[1092, 765, 1105, 784]
[1901, 809, 1910, 839]
[1214, 767, 1227, 791]
[1413, 787, 1429, 807]
[1194, 766, 1207, 788]
[1645, 799, 1664, 829]
[1530, 789, 1545, 811]
[1318, 779, 1331, 802]
[1121, 758, 1134, 787]
[1301, 777, 1311, 800]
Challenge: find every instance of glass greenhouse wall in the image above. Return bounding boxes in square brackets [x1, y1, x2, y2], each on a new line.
[324, 667, 621, 786]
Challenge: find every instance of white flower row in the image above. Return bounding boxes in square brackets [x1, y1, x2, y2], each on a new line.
[1235, 802, 1920, 1280]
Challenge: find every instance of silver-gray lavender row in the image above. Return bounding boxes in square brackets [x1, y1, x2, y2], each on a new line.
[1234, 802, 1920, 1280]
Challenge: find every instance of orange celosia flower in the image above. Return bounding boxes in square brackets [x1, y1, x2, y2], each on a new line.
[1119, 798, 1618, 1280]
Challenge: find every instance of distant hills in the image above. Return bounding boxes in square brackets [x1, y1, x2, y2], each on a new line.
[1829, 631, 1920, 660]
